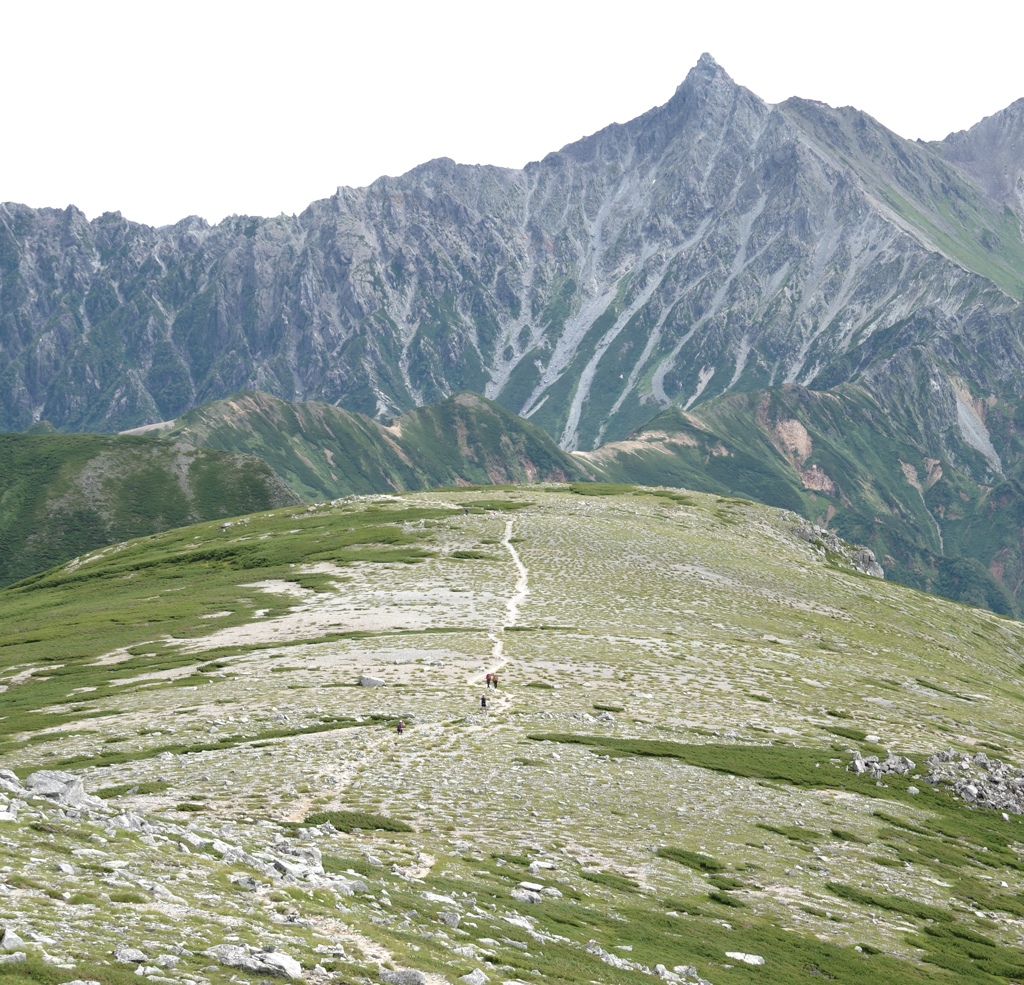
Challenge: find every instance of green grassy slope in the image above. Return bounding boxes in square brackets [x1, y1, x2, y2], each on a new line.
[0, 432, 298, 588]
[583, 387, 1024, 616]
[162, 390, 594, 501]
[3, 487, 1024, 984]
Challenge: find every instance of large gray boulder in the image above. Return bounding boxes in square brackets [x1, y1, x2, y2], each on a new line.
[23, 771, 103, 809]
[379, 969, 428, 985]
[204, 943, 302, 979]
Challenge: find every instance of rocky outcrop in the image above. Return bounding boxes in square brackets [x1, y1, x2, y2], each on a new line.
[795, 524, 885, 578]
[848, 748, 1024, 817]
[22, 771, 104, 810]
[923, 750, 1024, 814]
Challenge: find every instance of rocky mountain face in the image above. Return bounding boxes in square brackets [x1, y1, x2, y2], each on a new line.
[3, 53, 1024, 611]
[3, 55, 1022, 449]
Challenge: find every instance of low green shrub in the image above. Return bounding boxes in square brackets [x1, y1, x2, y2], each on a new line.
[304, 810, 412, 833]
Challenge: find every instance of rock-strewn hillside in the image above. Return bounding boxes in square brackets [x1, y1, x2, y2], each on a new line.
[2, 487, 1024, 985]
[580, 386, 1024, 615]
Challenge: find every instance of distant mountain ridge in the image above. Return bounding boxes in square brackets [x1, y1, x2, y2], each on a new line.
[158, 390, 592, 500]
[4, 54, 1024, 611]
[2, 54, 1022, 448]
[0, 392, 590, 588]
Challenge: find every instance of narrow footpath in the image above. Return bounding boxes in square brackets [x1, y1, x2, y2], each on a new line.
[482, 517, 528, 679]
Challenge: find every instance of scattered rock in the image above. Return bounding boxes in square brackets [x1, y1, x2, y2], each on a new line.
[726, 951, 765, 965]
[848, 752, 915, 779]
[1, 929, 25, 951]
[923, 749, 1024, 814]
[460, 970, 489, 985]
[379, 969, 428, 985]
[360, 675, 386, 688]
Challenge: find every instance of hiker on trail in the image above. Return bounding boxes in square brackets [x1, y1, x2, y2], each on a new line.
[480, 694, 488, 710]
[396, 720, 405, 735]
[492, 673, 499, 689]
[486, 673, 492, 689]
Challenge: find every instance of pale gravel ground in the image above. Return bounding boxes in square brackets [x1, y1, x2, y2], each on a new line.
[5, 488, 1024, 982]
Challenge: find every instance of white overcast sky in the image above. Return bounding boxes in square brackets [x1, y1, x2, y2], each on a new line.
[3, 1, 1021, 228]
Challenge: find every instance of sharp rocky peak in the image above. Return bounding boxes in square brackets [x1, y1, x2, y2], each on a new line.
[551, 53, 765, 170]
[938, 97, 1024, 208]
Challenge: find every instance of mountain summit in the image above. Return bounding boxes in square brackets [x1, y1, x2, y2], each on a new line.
[2, 55, 1022, 448]
[938, 96, 1024, 206]
[3, 56, 1024, 609]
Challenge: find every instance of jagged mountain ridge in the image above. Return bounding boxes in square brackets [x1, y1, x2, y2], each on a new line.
[2, 54, 1023, 468]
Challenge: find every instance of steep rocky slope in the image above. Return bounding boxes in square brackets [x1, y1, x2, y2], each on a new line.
[2, 487, 1024, 985]
[2, 55, 1023, 459]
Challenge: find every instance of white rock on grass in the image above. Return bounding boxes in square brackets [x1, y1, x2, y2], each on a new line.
[258, 951, 304, 979]
[460, 970, 489, 985]
[204, 943, 302, 979]
[23, 771, 103, 810]
[379, 969, 428, 985]
[726, 951, 765, 965]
